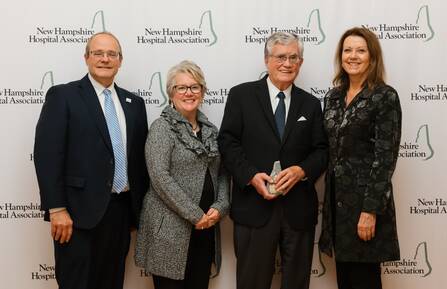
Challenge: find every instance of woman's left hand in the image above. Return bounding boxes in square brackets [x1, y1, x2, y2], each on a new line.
[357, 212, 376, 241]
[206, 208, 220, 227]
[194, 208, 220, 230]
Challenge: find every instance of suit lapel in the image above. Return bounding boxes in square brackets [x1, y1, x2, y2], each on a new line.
[256, 77, 280, 140]
[79, 75, 113, 153]
[282, 85, 304, 144]
[115, 85, 135, 154]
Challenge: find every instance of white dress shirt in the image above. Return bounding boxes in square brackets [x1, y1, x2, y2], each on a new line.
[267, 76, 292, 121]
[88, 74, 127, 151]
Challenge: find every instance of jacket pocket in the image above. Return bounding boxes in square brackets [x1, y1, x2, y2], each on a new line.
[156, 216, 164, 234]
[64, 176, 85, 188]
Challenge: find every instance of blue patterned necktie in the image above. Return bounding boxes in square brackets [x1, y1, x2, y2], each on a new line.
[274, 91, 286, 139]
[103, 89, 127, 193]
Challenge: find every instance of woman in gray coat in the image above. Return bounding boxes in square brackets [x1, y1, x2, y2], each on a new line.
[135, 60, 230, 289]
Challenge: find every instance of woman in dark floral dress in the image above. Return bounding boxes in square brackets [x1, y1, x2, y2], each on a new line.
[319, 27, 402, 289]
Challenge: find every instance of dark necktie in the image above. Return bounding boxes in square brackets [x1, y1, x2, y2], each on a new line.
[274, 91, 286, 139]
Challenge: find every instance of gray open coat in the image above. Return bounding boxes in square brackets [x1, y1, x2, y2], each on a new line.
[135, 106, 230, 279]
[319, 84, 401, 263]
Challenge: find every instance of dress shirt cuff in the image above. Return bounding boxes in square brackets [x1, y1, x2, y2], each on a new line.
[49, 207, 67, 214]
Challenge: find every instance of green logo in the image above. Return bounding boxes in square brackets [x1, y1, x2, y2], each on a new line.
[199, 10, 217, 46]
[40, 71, 54, 90]
[313, 243, 326, 277]
[416, 124, 434, 160]
[416, 5, 434, 42]
[414, 241, 432, 277]
[148, 72, 168, 107]
[91, 10, 106, 32]
[307, 9, 326, 45]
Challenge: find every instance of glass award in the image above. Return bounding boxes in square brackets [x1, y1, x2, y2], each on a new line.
[268, 161, 282, 195]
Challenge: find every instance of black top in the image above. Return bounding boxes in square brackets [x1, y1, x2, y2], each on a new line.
[196, 129, 214, 211]
[192, 129, 215, 253]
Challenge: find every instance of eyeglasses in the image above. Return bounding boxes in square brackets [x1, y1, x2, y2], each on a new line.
[89, 50, 121, 59]
[173, 84, 202, 94]
[270, 54, 301, 64]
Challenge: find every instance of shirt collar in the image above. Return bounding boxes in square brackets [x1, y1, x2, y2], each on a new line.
[88, 74, 116, 96]
[266, 76, 292, 101]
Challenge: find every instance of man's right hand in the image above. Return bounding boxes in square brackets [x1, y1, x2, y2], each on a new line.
[50, 210, 73, 244]
[250, 173, 277, 200]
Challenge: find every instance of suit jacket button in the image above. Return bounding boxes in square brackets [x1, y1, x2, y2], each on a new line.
[337, 201, 343, 208]
[110, 159, 114, 165]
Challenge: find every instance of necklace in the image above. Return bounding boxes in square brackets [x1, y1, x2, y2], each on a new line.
[191, 123, 200, 136]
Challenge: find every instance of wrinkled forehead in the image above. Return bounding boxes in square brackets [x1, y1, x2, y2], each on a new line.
[271, 42, 300, 55]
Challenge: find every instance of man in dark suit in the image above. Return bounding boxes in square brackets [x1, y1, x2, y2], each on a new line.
[34, 32, 149, 289]
[218, 32, 328, 289]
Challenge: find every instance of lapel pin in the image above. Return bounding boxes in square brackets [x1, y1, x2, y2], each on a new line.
[126, 98, 132, 103]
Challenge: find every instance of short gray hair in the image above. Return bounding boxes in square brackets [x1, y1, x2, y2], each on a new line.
[264, 32, 304, 58]
[166, 60, 207, 98]
[84, 31, 123, 59]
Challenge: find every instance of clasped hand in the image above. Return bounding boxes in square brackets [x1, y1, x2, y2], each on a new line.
[250, 166, 306, 200]
[195, 208, 220, 230]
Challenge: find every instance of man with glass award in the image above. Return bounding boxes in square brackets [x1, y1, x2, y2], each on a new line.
[218, 32, 328, 289]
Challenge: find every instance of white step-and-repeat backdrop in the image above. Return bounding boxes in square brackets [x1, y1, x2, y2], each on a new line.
[1, 0, 445, 288]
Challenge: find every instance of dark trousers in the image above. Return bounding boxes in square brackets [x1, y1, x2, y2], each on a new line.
[336, 261, 382, 289]
[54, 193, 131, 289]
[234, 201, 315, 289]
[152, 226, 215, 289]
